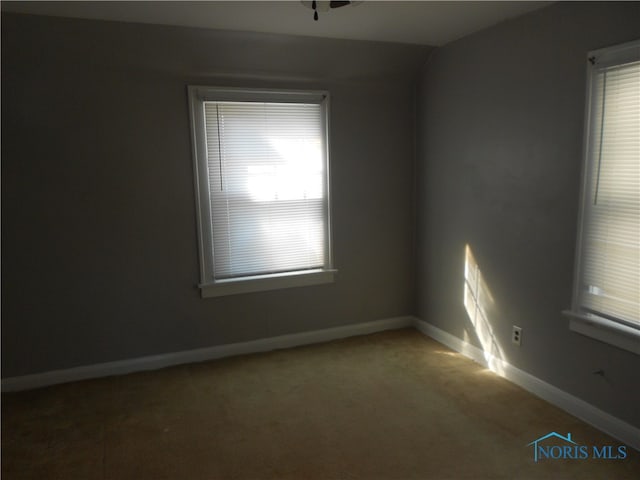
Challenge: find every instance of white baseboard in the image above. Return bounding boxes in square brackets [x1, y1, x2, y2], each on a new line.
[413, 317, 640, 452]
[1, 316, 414, 392]
[4, 314, 637, 452]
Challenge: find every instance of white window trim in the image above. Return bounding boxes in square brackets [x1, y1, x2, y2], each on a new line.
[564, 39, 640, 355]
[188, 86, 336, 297]
[564, 311, 640, 355]
[200, 269, 337, 298]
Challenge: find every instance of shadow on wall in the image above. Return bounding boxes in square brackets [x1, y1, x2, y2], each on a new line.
[463, 244, 507, 375]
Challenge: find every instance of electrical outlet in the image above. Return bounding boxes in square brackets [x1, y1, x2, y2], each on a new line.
[512, 326, 522, 346]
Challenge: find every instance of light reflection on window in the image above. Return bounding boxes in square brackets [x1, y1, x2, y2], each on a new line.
[247, 138, 323, 202]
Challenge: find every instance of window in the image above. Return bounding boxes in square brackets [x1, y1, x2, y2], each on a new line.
[565, 40, 640, 355]
[188, 87, 335, 297]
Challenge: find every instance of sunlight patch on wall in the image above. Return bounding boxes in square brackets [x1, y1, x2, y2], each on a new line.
[464, 244, 506, 375]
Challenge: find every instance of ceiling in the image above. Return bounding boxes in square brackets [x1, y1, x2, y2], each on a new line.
[1, 1, 551, 47]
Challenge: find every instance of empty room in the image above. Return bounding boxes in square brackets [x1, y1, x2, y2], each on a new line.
[1, 1, 639, 479]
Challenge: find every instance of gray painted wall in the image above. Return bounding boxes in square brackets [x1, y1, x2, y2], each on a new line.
[3, 2, 639, 431]
[2, 13, 429, 377]
[416, 1, 640, 427]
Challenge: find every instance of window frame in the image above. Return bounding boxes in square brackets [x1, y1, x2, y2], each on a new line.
[188, 86, 335, 298]
[565, 40, 640, 355]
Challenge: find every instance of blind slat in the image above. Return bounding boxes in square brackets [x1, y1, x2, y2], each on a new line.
[204, 101, 328, 279]
[579, 59, 640, 325]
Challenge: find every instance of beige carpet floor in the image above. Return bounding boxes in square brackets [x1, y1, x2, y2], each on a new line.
[2, 328, 638, 479]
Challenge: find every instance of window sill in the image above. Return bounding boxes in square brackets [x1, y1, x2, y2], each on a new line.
[563, 310, 640, 356]
[200, 269, 337, 298]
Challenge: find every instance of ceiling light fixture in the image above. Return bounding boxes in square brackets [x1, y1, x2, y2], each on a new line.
[302, 1, 361, 22]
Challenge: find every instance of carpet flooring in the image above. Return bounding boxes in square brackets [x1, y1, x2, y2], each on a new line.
[2, 328, 638, 479]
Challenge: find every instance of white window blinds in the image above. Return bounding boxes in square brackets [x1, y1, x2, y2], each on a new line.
[578, 56, 640, 326]
[202, 100, 329, 280]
